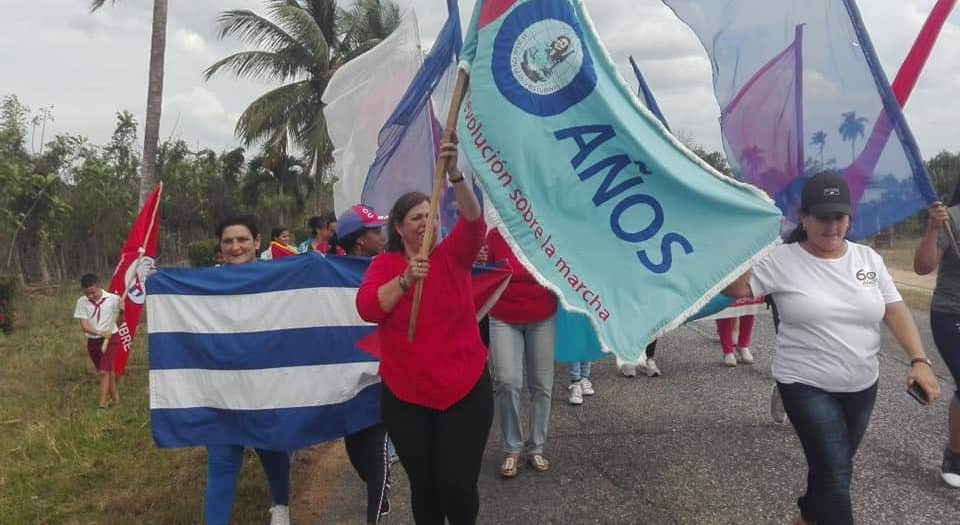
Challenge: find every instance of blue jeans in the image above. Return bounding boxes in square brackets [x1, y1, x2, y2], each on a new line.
[931, 310, 960, 402]
[204, 446, 290, 525]
[778, 381, 878, 525]
[489, 316, 556, 455]
[568, 361, 592, 383]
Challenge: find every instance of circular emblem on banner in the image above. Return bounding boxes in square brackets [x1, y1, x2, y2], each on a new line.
[124, 256, 155, 305]
[492, 0, 597, 117]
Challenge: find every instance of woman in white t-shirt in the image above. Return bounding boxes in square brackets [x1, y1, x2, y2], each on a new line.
[724, 172, 940, 525]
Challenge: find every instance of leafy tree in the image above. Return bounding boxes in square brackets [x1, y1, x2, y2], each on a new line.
[0, 96, 71, 282]
[838, 111, 868, 164]
[90, 0, 168, 208]
[926, 150, 960, 202]
[205, 0, 400, 213]
[240, 154, 312, 226]
[674, 132, 732, 176]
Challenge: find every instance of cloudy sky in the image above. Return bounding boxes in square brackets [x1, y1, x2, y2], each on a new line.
[2, 0, 959, 158]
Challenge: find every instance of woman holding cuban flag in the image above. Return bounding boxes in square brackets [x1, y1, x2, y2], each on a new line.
[203, 215, 291, 525]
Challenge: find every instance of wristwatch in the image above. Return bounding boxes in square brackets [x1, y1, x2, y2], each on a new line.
[398, 274, 411, 292]
[911, 357, 933, 368]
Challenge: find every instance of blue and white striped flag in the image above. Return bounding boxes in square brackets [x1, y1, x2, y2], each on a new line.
[146, 255, 381, 450]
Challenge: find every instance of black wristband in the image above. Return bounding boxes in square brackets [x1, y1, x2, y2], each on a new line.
[448, 174, 465, 184]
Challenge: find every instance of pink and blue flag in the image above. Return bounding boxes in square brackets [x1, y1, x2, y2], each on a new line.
[663, 0, 937, 239]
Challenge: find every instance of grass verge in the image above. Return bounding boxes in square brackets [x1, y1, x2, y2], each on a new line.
[875, 236, 922, 273]
[0, 287, 345, 524]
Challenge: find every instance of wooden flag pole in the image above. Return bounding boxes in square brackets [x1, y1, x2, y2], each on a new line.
[407, 71, 470, 342]
[102, 182, 163, 352]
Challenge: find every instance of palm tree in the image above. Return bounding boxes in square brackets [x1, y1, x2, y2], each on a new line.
[740, 145, 766, 175]
[338, 0, 401, 59]
[90, 0, 167, 208]
[838, 111, 868, 164]
[810, 130, 827, 166]
[205, 0, 400, 213]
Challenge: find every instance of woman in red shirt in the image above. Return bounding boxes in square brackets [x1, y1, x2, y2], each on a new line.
[356, 140, 491, 525]
[485, 228, 557, 478]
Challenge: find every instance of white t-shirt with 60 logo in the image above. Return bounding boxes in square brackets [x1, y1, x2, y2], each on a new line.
[749, 241, 902, 393]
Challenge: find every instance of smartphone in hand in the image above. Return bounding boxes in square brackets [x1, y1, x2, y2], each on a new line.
[908, 383, 929, 405]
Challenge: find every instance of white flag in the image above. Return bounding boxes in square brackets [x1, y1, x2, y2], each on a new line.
[323, 11, 423, 214]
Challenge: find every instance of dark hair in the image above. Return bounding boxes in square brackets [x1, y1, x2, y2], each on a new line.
[307, 213, 337, 236]
[270, 226, 288, 241]
[386, 192, 430, 252]
[80, 273, 99, 288]
[333, 228, 384, 255]
[949, 177, 960, 208]
[216, 215, 260, 241]
[784, 223, 806, 244]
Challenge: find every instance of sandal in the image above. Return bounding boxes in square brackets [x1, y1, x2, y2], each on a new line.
[498, 454, 520, 478]
[528, 453, 550, 472]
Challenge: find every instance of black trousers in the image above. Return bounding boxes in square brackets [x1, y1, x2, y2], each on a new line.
[381, 368, 494, 525]
[645, 339, 657, 358]
[344, 423, 390, 524]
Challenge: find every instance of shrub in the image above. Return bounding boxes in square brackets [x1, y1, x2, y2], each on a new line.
[187, 240, 219, 268]
[0, 275, 16, 334]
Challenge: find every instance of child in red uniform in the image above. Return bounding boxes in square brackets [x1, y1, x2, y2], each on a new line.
[74, 274, 123, 411]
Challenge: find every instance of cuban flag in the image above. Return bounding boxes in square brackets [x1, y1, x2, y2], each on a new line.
[147, 254, 511, 449]
[147, 255, 381, 450]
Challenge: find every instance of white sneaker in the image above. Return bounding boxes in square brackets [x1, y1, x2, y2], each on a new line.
[619, 364, 637, 378]
[941, 448, 960, 488]
[736, 346, 754, 365]
[269, 504, 290, 525]
[580, 378, 595, 396]
[643, 358, 661, 377]
[568, 382, 584, 405]
[770, 384, 787, 424]
[723, 353, 738, 367]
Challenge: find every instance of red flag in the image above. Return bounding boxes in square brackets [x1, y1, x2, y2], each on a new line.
[270, 241, 299, 260]
[479, 0, 519, 29]
[107, 183, 162, 375]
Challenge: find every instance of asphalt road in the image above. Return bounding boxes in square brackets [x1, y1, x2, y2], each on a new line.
[317, 309, 959, 524]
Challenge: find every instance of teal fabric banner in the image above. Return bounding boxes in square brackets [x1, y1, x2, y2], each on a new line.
[553, 293, 737, 363]
[458, 0, 782, 362]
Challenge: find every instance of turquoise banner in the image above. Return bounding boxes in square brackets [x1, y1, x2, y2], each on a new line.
[458, 0, 782, 362]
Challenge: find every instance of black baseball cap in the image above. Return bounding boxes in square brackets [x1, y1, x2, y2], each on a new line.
[802, 172, 851, 217]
